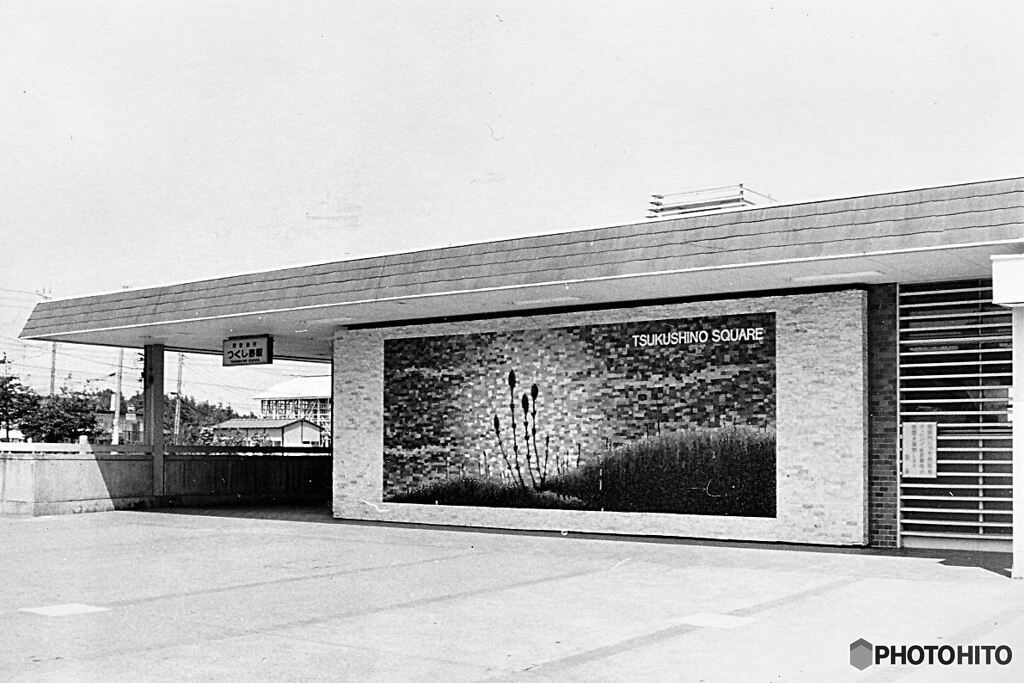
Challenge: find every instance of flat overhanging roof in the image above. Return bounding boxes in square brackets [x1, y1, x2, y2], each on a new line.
[21, 176, 1024, 361]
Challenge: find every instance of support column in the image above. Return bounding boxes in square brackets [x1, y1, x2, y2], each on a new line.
[1013, 308, 1024, 578]
[143, 344, 165, 497]
[332, 327, 384, 518]
[991, 254, 1024, 578]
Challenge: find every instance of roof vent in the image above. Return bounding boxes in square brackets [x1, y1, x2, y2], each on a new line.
[647, 184, 774, 219]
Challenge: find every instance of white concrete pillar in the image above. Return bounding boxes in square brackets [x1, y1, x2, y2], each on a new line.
[143, 344, 165, 496]
[331, 327, 384, 519]
[991, 255, 1024, 578]
[1012, 308, 1024, 578]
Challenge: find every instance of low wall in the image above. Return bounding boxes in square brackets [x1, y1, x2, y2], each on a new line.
[0, 444, 331, 516]
[0, 444, 153, 515]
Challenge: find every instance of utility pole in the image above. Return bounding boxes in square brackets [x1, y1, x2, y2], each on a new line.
[35, 288, 56, 395]
[49, 342, 57, 395]
[112, 347, 125, 445]
[111, 286, 129, 446]
[172, 353, 183, 444]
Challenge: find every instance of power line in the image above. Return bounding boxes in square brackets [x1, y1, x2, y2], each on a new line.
[5, 358, 257, 397]
[0, 334, 42, 343]
[0, 287, 47, 298]
[2, 338, 319, 411]
[0, 340, 128, 368]
[184, 364, 271, 393]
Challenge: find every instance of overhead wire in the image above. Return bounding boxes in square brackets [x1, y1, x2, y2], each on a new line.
[2, 328, 323, 410]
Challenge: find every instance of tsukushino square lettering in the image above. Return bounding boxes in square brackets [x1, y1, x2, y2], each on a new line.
[631, 327, 766, 347]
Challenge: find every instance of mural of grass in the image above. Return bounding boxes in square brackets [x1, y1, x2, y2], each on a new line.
[383, 313, 777, 515]
[543, 426, 776, 517]
[387, 426, 775, 516]
[387, 476, 587, 510]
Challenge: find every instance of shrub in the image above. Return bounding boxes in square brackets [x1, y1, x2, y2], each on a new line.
[388, 426, 775, 517]
[385, 476, 587, 510]
[544, 426, 776, 517]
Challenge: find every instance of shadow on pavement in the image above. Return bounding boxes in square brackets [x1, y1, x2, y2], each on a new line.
[141, 503, 1013, 578]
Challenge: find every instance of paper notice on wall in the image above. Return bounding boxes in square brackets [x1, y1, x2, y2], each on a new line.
[901, 422, 937, 479]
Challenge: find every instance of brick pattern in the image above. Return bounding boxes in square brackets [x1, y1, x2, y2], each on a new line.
[333, 290, 869, 546]
[383, 446, 469, 494]
[867, 285, 899, 548]
[383, 313, 776, 500]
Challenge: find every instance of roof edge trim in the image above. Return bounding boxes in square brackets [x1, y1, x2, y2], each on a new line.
[21, 237, 1024, 341]
[36, 175, 1024, 303]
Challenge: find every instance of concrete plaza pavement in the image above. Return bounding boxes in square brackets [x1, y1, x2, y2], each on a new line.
[1, 507, 1023, 682]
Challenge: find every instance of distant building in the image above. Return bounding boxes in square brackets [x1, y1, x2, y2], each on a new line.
[95, 409, 144, 444]
[256, 377, 331, 433]
[0, 428, 26, 443]
[210, 418, 323, 447]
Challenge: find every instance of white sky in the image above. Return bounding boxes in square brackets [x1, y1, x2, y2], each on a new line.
[2, 0, 1023, 411]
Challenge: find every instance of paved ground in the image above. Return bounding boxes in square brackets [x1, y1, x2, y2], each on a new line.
[1, 507, 1023, 682]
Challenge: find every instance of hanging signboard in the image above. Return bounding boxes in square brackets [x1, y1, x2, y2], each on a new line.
[901, 422, 937, 478]
[223, 335, 274, 366]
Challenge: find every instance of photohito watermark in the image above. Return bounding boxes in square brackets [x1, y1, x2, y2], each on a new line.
[850, 639, 1012, 670]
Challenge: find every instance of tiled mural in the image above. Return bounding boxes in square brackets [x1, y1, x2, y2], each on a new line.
[383, 312, 776, 516]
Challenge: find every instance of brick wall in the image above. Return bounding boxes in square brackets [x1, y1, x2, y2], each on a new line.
[333, 290, 869, 546]
[867, 284, 899, 548]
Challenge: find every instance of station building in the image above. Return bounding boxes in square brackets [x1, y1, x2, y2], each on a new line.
[18, 176, 1024, 572]
[255, 376, 332, 434]
[210, 417, 324, 447]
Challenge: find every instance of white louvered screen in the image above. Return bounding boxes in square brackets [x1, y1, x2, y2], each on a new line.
[898, 280, 1012, 550]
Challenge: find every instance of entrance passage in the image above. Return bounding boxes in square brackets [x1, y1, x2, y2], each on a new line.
[898, 280, 1012, 550]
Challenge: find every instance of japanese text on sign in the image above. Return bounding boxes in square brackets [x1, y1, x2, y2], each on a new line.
[223, 335, 274, 366]
[901, 422, 937, 478]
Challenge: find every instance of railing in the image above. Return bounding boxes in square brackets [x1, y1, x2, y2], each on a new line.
[0, 443, 329, 456]
[0, 442, 153, 456]
[166, 445, 330, 456]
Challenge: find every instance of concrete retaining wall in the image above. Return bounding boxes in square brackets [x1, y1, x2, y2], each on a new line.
[0, 445, 331, 515]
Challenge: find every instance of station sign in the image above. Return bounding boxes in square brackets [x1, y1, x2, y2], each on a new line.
[223, 335, 274, 366]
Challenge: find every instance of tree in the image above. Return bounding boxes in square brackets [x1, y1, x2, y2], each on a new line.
[0, 375, 40, 440]
[121, 391, 249, 444]
[19, 389, 102, 443]
[85, 387, 117, 413]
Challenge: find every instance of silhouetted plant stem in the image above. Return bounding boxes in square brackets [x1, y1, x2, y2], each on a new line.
[507, 370, 528, 488]
[521, 392, 537, 488]
[542, 435, 551, 485]
[493, 414, 525, 488]
[529, 383, 544, 485]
